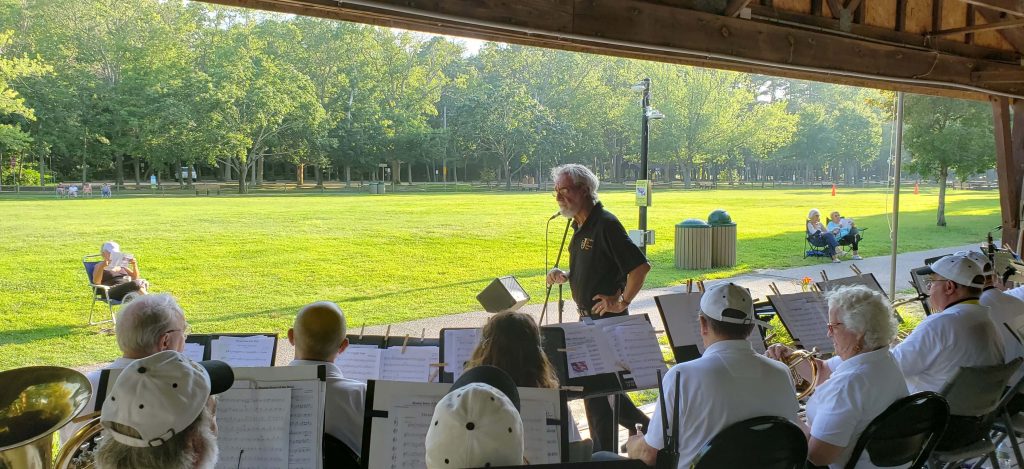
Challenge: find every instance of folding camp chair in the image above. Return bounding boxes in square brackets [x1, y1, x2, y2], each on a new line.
[929, 357, 1023, 469]
[691, 416, 807, 469]
[83, 254, 122, 325]
[844, 391, 950, 469]
[982, 373, 1024, 469]
[805, 235, 829, 258]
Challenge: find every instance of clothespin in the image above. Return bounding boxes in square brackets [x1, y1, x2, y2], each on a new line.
[384, 325, 391, 342]
[359, 323, 365, 340]
[765, 332, 777, 344]
[821, 270, 829, 282]
[420, 328, 426, 343]
[850, 264, 862, 276]
[686, 279, 692, 293]
[560, 385, 585, 392]
[769, 282, 781, 296]
[697, 280, 706, 292]
[401, 334, 410, 354]
[557, 347, 572, 353]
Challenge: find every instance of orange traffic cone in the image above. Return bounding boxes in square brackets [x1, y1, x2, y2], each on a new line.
[914, 182, 919, 194]
[831, 184, 836, 196]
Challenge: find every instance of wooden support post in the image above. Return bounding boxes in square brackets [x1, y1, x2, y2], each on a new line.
[991, 96, 1023, 251]
[932, 0, 944, 33]
[896, 0, 907, 31]
[966, 4, 976, 44]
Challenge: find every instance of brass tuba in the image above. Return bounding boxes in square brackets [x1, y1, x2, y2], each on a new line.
[53, 414, 103, 469]
[0, 366, 91, 469]
[783, 349, 820, 400]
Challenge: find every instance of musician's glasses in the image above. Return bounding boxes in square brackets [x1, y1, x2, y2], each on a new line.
[552, 187, 572, 199]
[826, 321, 844, 334]
[166, 323, 191, 339]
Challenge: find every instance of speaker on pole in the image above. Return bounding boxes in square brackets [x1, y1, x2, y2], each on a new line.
[477, 276, 530, 313]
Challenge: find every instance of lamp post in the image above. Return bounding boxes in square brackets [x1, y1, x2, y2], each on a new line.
[631, 78, 664, 255]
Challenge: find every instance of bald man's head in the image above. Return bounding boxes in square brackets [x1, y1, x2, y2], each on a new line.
[290, 301, 348, 361]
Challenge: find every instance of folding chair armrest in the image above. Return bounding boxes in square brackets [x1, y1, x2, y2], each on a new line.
[90, 283, 114, 301]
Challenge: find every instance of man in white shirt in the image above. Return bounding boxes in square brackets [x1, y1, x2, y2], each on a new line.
[59, 293, 190, 444]
[893, 254, 1004, 395]
[287, 301, 366, 457]
[624, 283, 800, 467]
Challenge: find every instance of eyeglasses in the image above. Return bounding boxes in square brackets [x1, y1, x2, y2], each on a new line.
[826, 321, 844, 334]
[923, 277, 946, 290]
[552, 187, 573, 199]
[165, 323, 191, 339]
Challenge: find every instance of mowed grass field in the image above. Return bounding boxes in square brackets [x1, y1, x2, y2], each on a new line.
[0, 187, 1000, 369]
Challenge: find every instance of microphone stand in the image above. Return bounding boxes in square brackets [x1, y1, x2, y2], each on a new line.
[540, 218, 572, 325]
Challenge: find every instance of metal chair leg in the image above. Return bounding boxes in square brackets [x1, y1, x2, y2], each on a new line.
[1004, 411, 1024, 468]
[89, 297, 98, 325]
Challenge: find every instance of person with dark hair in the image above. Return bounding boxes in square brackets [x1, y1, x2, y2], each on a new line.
[624, 283, 799, 467]
[545, 163, 652, 452]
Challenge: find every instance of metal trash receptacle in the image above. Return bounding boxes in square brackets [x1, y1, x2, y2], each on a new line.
[675, 218, 712, 270]
[369, 182, 379, 194]
[709, 209, 737, 268]
[378, 182, 387, 194]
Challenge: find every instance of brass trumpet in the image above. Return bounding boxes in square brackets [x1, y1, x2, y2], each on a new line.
[783, 348, 821, 400]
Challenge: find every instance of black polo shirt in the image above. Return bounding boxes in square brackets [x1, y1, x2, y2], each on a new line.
[568, 202, 648, 318]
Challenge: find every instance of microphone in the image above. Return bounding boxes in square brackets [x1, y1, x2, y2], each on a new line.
[548, 212, 561, 220]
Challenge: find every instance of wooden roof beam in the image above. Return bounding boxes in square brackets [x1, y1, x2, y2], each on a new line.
[973, 70, 1024, 82]
[931, 17, 1024, 36]
[957, 0, 1024, 17]
[724, 0, 753, 17]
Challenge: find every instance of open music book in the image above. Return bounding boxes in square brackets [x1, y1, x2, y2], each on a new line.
[815, 273, 885, 296]
[184, 333, 279, 367]
[361, 381, 567, 469]
[334, 345, 441, 383]
[553, 314, 666, 391]
[654, 291, 767, 364]
[768, 292, 835, 354]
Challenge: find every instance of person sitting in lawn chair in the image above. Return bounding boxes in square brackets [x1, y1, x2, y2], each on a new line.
[82, 183, 93, 197]
[807, 208, 841, 263]
[101, 183, 112, 198]
[827, 211, 863, 260]
[93, 241, 148, 302]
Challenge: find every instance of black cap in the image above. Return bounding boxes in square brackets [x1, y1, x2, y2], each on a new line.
[199, 360, 234, 395]
[451, 365, 520, 412]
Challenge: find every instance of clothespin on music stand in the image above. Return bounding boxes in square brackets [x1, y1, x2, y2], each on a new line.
[428, 363, 446, 382]
[686, 279, 693, 293]
[850, 264, 863, 276]
[820, 270, 829, 283]
[401, 334, 410, 354]
[419, 328, 426, 344]
[384, 325, 391, 343]
[769, 282, 782, 296]
[697, 280, 706, 292]
[359, 324, 365, 340]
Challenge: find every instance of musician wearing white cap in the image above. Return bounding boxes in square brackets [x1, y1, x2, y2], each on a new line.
[624, 283, 799, 467]
[287, 301, 366, 456]
[94, 350, 234, 469]
[767, 286, 908, 468]
[894, 254, 1004, 395]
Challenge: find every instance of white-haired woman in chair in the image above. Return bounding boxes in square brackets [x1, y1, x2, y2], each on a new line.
[767, 285, 908, 468]
[807, 208, 841, 263]
[92, 241, 148, 301]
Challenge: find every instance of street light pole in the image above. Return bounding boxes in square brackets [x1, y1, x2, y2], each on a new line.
[639, 77, 651, 255]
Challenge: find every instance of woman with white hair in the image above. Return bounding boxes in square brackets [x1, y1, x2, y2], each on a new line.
[92, 240, 148, 301]
[807, 208, 841, 263]
[767, 285, 908, 468]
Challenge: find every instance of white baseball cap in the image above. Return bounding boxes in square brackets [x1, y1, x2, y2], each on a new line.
[919, 254, 986, 288]
[100, 350, 234, 447]
[700, 282, 766, 327]
[425, 366, 524, 468]
[100, 241, 120, 254]
[955, 250, 994, 276]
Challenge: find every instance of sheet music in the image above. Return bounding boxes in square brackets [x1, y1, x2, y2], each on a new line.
[215, 387, 292, 469]
[183, 341, 206, 362]
[211, 335, 276, 367]
[655, 292, 705, 351]
[280, 380, 322, 468]
[604, 323, 667, 390]
[558, 321, 620, 378]
[381, 393, 439, 469]
[381, 346, 440, 382]
[770, 292, 834, 353]
[335, 347, 383, 382]
[816, 274, 885, 295]
[520, 395, 562, 464]
[442, 329, 481, 381]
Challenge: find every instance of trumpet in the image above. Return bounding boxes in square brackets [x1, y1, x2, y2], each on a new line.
[783, 348, 821, 400]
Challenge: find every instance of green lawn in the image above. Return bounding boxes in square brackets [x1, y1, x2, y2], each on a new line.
[0, 187, 1000, 369]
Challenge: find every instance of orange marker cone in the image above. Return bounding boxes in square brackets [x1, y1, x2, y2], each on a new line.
[831, 184, 836, 196]
[914, 182, 919, 194]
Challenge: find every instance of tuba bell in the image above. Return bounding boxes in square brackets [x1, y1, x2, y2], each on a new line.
[783, 348, 820, 400]
[0, 366, 91, 469]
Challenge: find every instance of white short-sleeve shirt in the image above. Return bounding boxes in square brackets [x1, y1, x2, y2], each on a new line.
[1006, 286, 1024, 302]
[805, 348, 910, 469]
[891, 300, 1004, 394]
[645, 340, 800, 468]
[981, 288, 1024, 385]
[59, 356, 136, 445]
[290, 359, 366, 456]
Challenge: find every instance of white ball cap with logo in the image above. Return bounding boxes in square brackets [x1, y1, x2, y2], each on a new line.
[700, 282, 767, 327]
[921, 254, 987, 288]
[100, 350, 233, 447]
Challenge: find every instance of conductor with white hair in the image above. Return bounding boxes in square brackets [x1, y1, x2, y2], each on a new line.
[767, 285, 908, 468]
[59, 293, 190, 444]
[545, 163, 652, 452]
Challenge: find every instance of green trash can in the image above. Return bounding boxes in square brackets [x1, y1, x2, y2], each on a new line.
[708, 209, 737, 268]
[378, 181, 387, 194]
[675, 218, 712, 270]
[369, 182, 379, 194]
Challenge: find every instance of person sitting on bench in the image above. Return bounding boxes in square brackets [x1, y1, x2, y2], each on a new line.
[827, 211, 862, 260]
[807, 209, 840, 263]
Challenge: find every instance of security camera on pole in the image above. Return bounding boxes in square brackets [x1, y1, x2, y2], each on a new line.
[630, 78, 665, 255]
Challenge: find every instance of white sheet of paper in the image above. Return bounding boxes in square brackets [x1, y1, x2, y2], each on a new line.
[655, 292, 705, 352]
[215, 387, 292, 469]
[605, 323, 667, 390]
[211, 335, 276, 367]
[335, 347, 384, 382]
[281, 380, 322, 468]
[442, 329, 481, 382]
[381, 346, 440, 382]
[520, 395, 562, 464]
[383, 394, 439, 469]
[558, 321, 620, 378]
[771, 292, 834, 353]
[183, 341, 206, 362]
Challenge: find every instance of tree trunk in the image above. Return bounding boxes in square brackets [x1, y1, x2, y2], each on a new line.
[134, 157, 141, 188]
[116, 154, 124, 188]
[38, 151, 45, 186]
[505, 159, 512, 191]
[407, 162, 412, 185]
[315, 164, 323, 187]
[937, 166, 948, 227]
[237, 160, 247, 194]
[345, 165, 351, 187]
[683, 160, 692, 188]
[391, 161, 400, 186]
[296, 163, 305, 186]
[257, 156, 264, 186]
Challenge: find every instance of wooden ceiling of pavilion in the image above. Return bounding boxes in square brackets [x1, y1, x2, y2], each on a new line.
[205, 0, 1024, 101]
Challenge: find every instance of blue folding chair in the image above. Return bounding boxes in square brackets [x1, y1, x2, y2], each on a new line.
[83, 254, 121, 325]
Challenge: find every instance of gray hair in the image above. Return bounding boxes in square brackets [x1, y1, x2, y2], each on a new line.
[101, 241, 121, 254]
[825, 285, 898, 350]
[551, 164, 600, 203]
[115, 293, 185, 356]
[96, 406, 218, 469]
[808, 208, 821, 220]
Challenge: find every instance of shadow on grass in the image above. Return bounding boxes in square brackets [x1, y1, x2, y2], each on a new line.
[2, 324, 88, 346]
